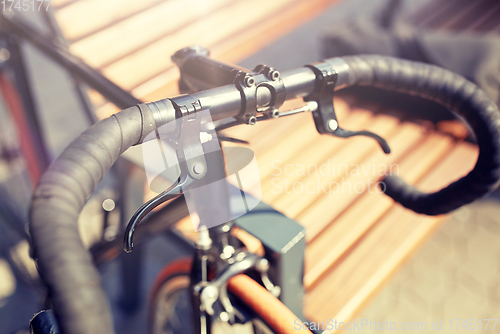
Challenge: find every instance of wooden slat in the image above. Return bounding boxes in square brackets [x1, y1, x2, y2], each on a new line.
[138, 0, 341, 102]
[222, 99, 352, 199]
[100, 0, 302, 91]
[273, 115, 399, 220]
[55, 0, 166, 42]
[218, 113, 316, 199]
[240, 115, 311, 156]
[306, 207, 440, 325]
[86, 88, 107, 109]
[258, 108, 374, 205]
[304, 132, 455, 290]
[305, 142, 478, 325]
[68, 0, 234, 68]
[242, 99, 351, 190]
[90, 0, 341, 115]
[51, 0, 76, 9]
[298, 120, 424, 241]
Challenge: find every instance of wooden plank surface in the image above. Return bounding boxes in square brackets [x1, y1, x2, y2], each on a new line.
[304, 143, 478, 327]
[67, 0, 234, 67]
[69, 0, 344, 118]
[304, 132, 455, 289]
[55, 0, 166, 42]
[51, 0, 76, 9]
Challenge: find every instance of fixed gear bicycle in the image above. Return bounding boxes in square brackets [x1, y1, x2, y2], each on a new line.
[29, 46, 500, 334]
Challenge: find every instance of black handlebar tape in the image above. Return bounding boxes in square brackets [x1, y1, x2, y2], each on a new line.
[340, 55, 500, 215]
[29, 104, 156, 334]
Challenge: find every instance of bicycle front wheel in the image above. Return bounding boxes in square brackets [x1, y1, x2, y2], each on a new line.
[149, 258, 193, 334]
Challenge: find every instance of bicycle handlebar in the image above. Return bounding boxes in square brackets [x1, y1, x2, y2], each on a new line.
[341, 55, 500, 214]
[30, 53, 500, 333]
[30, 106, 157, 334]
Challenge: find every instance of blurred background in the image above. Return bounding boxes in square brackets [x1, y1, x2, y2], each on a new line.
[0, 0, 499, 333]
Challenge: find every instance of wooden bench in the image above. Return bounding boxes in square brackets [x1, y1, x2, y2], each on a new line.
[50, 0, 492, 330]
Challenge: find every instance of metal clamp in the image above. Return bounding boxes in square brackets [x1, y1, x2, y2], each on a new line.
[234, 64, 286, 125]
[305, 62, 339, 134]
[170, 95, 208, 180]
[233, 70, 258, 125]
[253, 64, 286, 118]
[170, 94, 202, 119]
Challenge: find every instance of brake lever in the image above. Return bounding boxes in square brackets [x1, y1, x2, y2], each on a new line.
[125, 96, 209, 253]
[330, 127, 391, 154]
[305, 62, 391, 154]
[123, 167, 195, 253]
[217, 135, 249, 145]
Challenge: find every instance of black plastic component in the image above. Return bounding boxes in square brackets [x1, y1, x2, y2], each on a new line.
[30, 310, 60, 334]
[235, 201, 306, 320]
[305, 62, 391, 154]
[172, 46, 245, 93]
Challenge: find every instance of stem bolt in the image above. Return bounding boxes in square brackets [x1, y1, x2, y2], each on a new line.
[245, 76, 255, 87]
[244, 115, 257, 125]
[269, 70, 280, 81]
[269, 109, 279, 118]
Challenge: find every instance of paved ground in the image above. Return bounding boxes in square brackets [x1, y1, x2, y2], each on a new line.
[351, 199, 500, 334]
